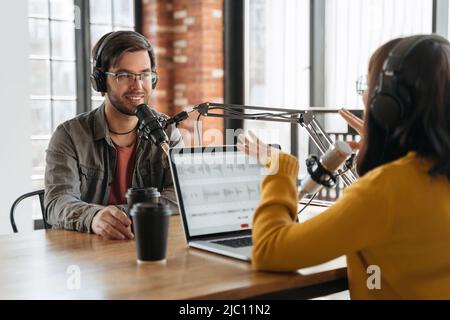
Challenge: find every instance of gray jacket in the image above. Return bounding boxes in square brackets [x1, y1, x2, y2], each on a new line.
[44, 103, 184, 233]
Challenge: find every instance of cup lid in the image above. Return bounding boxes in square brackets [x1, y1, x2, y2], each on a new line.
[130, 202, 172, 217]
[126, 187, 160, 198]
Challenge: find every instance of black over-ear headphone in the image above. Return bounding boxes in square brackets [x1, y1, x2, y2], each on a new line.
[90, 31, 158, 93]
[370, 34, 448, 129]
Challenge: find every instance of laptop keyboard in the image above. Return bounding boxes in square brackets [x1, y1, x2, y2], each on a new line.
[212, 236, 252, 248]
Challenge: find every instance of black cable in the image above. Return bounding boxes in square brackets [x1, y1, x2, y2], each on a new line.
[297, 192, 318, 217]
[207, 106, 304, 119]
[310, 124, 328, 151]
[336, 153, 356, 177]
[337, 167, 351, 177]
[208, 110, 278, 121]
[208, 107, 275, 118]
[270, 111, 302, 118]
[208, 104, 304, 118]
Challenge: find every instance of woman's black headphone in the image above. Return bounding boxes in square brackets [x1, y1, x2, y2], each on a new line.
[370, 34, 449, 129]
[90, 31, 158, 93]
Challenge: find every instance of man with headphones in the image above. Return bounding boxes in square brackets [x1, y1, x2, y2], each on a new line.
[44, 31, 184, 240]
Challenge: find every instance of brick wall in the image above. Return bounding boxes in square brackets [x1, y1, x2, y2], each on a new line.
[142, 0, 224, 146]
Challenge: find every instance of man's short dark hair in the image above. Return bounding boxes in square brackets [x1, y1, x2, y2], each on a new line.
[92, 30, 157, 72]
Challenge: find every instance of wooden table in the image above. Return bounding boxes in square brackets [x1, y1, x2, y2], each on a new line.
[0, 214, 347, 299]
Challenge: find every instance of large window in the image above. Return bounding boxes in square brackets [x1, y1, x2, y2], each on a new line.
[245, 0, 436, 199]
[28, 0, 77, 194]
[245, 0, 310, 156]
[323, 0, 433, 170]
[27, 0, 136, 219]
[325, 0, 433, 109]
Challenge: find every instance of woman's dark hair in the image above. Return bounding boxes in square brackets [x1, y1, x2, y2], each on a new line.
[357, 37, 450, 181]
[92, 30, 157, 72]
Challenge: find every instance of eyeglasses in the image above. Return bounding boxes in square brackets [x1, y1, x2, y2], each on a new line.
[356, 74, 368, 96]
[104, 71, 158, 86]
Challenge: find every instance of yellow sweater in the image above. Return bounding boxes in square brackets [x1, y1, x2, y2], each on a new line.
[252, 151, 450, 299]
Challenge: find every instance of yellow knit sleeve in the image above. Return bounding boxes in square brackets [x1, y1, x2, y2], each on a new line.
[251, 153, 393, 271]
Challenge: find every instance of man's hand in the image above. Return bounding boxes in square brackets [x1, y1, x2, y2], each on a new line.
[91, 206, 134, 240]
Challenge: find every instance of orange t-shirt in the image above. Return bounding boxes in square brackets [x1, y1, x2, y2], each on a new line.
[108, 141, 137, 205]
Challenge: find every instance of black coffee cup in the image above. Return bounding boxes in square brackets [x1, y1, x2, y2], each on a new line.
[125, 187, 160, 214]
[131, 202, 172, 263]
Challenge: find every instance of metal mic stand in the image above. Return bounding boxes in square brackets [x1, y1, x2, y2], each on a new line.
[182, 102, 358, 187]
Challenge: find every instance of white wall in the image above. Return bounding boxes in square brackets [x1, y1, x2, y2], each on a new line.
[0, 1, 33, 234]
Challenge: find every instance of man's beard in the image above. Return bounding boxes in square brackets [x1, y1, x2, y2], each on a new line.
[107, 91, 148, 116]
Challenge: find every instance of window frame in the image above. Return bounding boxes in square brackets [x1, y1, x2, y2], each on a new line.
[28, 0, 78, 191]
[27, 0, 141, 225]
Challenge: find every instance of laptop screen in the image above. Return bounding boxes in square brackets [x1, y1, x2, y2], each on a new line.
[170, 147, 267, 237]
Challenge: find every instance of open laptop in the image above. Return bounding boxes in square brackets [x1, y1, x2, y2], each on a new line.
[168, 146, 268, 261]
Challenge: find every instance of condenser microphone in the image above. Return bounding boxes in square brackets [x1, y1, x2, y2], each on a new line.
[133, 104, 170, 155]
[298, 141, 352, 200]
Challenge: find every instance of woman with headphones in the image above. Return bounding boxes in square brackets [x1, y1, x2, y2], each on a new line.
[238, 35, 450, 299]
